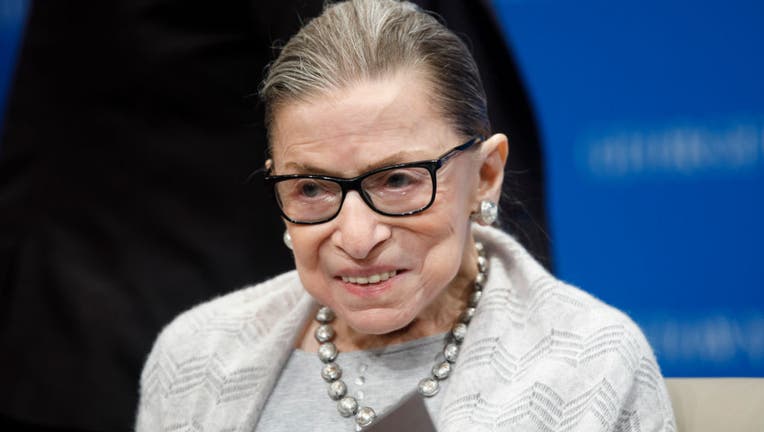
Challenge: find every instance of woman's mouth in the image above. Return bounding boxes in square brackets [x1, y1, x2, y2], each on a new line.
[340, 270, 397, 285]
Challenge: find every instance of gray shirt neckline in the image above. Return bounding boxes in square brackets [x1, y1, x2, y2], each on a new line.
[257, 332, 449, 431]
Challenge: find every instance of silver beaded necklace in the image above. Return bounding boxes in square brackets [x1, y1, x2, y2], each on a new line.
[313, 242, 488, 430]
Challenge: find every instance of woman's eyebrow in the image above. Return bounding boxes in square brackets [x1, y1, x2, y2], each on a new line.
[282, 161, 337, 176]
[283, 150, 428, 176]
[361, 151, 422, 171]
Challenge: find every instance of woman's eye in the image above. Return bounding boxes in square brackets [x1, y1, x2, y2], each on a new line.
[282, 179, 331, 200]
[384, 172, 415, 188]
[299, 181, 323, 198]
[366, 168, 429, 193]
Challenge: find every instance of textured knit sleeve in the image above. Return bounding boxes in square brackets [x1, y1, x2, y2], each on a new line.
[133, 272, 310, 432]
[612, 318, 676, 432]
[438, 226, 676, 431]
[437, 264, 677, 431]
[545, 292, 678, 432]
[135, 318, 179, 432]
[135, 342, 160, 431]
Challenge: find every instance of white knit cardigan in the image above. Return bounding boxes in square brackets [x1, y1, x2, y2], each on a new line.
[136, 225, 676, 431]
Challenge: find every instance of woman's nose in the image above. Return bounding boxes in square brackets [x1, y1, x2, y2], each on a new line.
[331, 191, 391, 260]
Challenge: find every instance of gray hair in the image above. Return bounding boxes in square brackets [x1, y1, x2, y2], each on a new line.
[260, 0, 491, 148]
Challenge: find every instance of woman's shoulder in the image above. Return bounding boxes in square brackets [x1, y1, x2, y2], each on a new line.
[537, 279, 655, 360]
[475, 224, 660, 371]
[144, 270, 307, 362]
[137, 271, 311, 430]
[531, 273, 645, 337]
[457, 227, 675, 431]
[476, 224, 650, 345]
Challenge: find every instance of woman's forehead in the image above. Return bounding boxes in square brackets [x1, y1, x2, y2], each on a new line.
[272, 76, 432, 139]
[269, 75, 458, 176]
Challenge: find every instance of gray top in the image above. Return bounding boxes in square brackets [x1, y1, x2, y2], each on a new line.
[256, 332, 450, 431]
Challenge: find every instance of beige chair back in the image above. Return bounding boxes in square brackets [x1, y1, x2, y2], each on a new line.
[666, 378, 764, 431]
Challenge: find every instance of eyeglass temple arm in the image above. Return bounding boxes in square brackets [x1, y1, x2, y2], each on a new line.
[436, 136, 484, 168]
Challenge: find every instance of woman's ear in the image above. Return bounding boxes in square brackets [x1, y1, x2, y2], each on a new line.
[475, 133, 509, 206]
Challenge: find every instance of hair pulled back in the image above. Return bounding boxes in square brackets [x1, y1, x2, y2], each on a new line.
[260, 0, 491, 146]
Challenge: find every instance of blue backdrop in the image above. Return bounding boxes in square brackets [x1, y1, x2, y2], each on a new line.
[0, 0, 27, 140]
[493, 0, 764, 376]
[1, 0, 762, 377]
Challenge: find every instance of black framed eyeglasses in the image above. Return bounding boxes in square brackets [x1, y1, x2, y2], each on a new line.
[264, 136, 483, 224]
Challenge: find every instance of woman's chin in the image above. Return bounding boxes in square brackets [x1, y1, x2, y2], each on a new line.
[343, 310, 413, 336]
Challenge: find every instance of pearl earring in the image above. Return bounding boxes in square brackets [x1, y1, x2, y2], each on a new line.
[475, 200, 498, 226]
[283, 230, 293, 250]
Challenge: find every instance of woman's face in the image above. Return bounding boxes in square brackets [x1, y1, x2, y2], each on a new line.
[269, 72, 483, 335]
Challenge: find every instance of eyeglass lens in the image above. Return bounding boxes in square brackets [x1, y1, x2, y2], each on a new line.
[274, 166, 434, 223]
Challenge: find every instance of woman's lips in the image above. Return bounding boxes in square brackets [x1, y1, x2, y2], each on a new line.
[340, 270, 397, 285]
[336, 270, 404, 297]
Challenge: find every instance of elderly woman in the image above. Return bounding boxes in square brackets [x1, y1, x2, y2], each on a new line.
[136, 1, 675, 431]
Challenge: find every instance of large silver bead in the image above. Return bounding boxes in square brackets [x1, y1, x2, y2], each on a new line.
[432, 361, 452, 380]
[337, 396, 359, 417]
[328, 379, 347, 400]
[477, 255, 488, 273]
[444, 342, 459, 363]
[452, 323, 468, 343]
[318, 342, 338, 363]
[475, 241, 485, 256]
[459, 307, 476, 323]
[315, 324, 335, 343]
[321, 362, 342, 382]
[418, 377, 440, 397]
[355, 406, 376, 428]
[475, 272, 486, 288]
[316, 306, 335, 323]
[469, 290, 483, 307]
